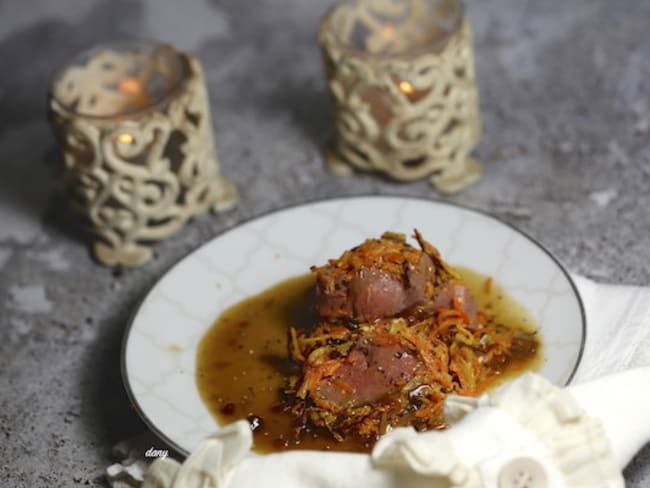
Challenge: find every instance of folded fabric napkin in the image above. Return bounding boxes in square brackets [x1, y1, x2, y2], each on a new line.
[570, 275, 650, 382]
[107, 274, 650, 488]
[140, 368, 650, 488]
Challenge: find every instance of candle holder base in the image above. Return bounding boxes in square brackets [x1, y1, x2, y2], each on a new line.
[430, 158, 482, 194]
[324, 144, 355, 175]
[211, 178, 239, 213]
[94, 242, 153, 268]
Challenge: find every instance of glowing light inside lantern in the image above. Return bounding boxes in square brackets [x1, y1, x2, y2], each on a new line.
[119, 78, 141, 94]
[383, 25, 395, 38]
[399, 81, 415, 95]
[116, 133, 134, 144]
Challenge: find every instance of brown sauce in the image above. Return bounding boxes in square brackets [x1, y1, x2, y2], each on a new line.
[196, 268, 542, 454]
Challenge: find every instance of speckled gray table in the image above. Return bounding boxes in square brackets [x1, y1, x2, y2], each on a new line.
[1, 0, 649, 486]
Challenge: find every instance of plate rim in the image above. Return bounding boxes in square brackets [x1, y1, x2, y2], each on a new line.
[121, 194, 587, 456]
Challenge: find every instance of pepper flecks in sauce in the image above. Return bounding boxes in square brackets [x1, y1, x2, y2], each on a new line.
[196, 268, 542, 454]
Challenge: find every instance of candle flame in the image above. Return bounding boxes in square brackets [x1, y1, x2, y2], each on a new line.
[399, 81, 415, 95]
[119, 78, 141, 94]
[383, 25, 395, 38]
[116, 133, 134, 144]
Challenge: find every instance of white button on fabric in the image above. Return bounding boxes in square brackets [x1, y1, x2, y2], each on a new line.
[497, 457, 547, 488]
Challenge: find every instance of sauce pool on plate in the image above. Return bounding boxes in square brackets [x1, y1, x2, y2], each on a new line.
[196, 268, 542, 453]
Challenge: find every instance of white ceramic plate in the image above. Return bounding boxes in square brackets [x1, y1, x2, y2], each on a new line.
[122, 196, 585, 455]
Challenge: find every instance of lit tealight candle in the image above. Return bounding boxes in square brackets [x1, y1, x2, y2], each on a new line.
[119, 77, 141, 94]
[118, 76, 151, 110]
[116, 133, 134, 144]
[397, 80, 427, 103]
[398, 80, 415, 95]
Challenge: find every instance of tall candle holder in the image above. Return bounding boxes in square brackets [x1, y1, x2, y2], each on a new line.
[49, 41, 237, 267]
[320, 0, 482, 193]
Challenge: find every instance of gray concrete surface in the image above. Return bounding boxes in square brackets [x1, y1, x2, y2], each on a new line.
[1, 0, 649, 486]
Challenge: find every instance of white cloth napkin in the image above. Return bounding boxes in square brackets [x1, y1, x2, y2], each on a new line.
[570, 275, 650, 381]
[141, 368, 650, 488]
[107, 274, 650, 488]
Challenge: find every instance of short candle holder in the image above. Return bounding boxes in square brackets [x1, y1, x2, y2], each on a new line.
[319, 0, 482, 193]
[48, 40, 237, 267]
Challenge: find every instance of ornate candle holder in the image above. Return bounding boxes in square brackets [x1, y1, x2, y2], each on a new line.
[49, 41, 237, 267]
[320, 0, 482, 193]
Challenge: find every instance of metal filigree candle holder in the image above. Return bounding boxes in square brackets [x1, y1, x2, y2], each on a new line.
[49, 41, 237, 267]
[320, 0, 482, 193]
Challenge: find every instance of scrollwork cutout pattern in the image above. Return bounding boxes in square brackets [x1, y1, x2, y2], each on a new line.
[49, 46, 237, 267]
[320, 0, 482, 193]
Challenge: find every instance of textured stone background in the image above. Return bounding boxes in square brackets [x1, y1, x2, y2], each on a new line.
[1, 0, 649, 486]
